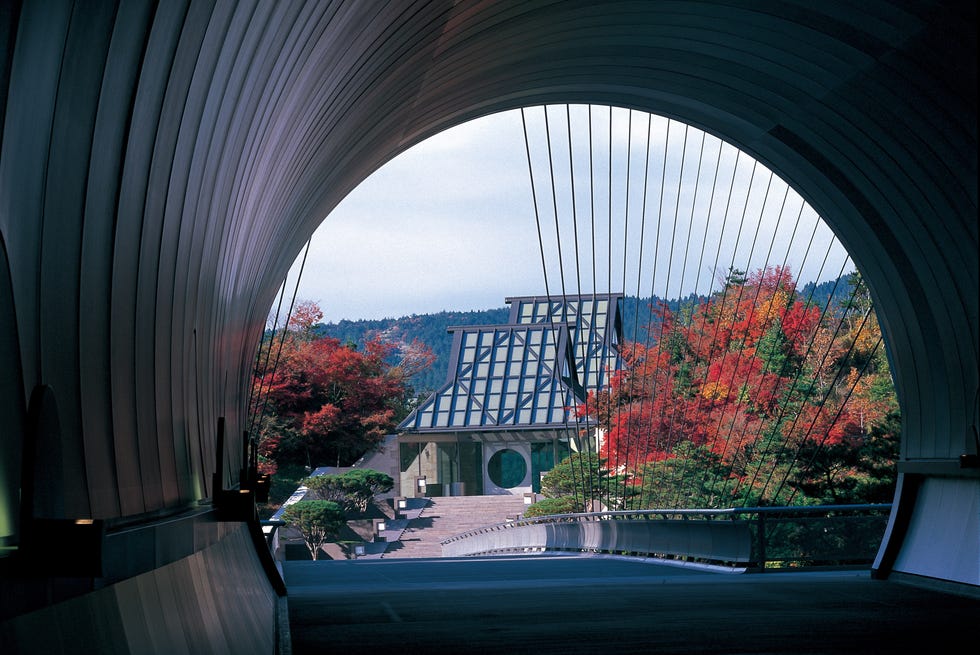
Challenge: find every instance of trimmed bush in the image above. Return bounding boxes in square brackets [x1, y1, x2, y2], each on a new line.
[303, 469, 394, 514]
[523, 496, 580, 518]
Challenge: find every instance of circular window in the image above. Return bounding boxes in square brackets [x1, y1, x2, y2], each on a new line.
[487, 449, 527, 489]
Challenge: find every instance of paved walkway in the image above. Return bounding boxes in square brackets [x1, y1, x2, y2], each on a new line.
[382, 495, 528, 558]
[284, 556, 980, 654]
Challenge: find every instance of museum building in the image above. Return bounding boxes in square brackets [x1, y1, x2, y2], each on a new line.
[393, 293, 624, 497]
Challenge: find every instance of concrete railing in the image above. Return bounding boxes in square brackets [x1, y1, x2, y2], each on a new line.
[442, 504, 892, 570]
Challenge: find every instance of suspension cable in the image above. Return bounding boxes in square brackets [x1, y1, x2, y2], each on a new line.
[585, 105, 602, 508]
[774, 325, 883, 504]
[518, 105, 880, 514]
[548, 105, 588, 506]
[722, 199, 820, 503]
[617, 112, 655, 508]
[521, 107, 553, 304]
[754, 272, 868, 501]
[523, 106, 586, 503]
[250, 237, 313, 455]
[564, 105, 599, 508]
[641, 121, 690, 501]
[247, 278, 289, 439]
[697, 166, 777, 501]
[655, 128, 709, 507]
[708, 181, 794, 504]
[684, 154, 755, 505]
[664, 135, 726, 506]
[605, 106, 616, 507]
[734, 249, 850, 502]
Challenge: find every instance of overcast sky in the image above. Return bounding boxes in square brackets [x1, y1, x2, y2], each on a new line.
[281, 106, 851, 324]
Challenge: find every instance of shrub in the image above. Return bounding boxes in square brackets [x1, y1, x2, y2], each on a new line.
[523, 496, 581, 518]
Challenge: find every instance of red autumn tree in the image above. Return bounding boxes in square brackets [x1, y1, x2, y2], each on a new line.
[251, 302, 434, 470]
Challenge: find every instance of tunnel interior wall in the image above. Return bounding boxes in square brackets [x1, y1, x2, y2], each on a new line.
[0, 523, 278, 654]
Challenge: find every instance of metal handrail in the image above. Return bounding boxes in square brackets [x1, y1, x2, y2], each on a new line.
[440, 504, 893, 570]
[441, 503, 892, 545]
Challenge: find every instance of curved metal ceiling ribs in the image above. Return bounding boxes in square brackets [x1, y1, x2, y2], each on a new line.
[0, 0, 975, 587]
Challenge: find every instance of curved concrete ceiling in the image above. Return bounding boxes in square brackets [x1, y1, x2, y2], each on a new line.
[0, 1, 976, 584]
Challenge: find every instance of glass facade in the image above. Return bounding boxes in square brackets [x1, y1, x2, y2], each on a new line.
[399, 441, 484, 496]
[530, 440, 571, 492]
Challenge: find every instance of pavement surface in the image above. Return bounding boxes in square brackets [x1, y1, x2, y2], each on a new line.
[284, 555, 980, 654]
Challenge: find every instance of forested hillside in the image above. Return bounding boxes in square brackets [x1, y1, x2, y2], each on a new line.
[314, 279, 849, 395]
[315, 308, 509, 393]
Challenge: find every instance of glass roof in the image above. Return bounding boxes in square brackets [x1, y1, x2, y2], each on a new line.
[506, 293, 623, 392]
[398, 293, 623, 433]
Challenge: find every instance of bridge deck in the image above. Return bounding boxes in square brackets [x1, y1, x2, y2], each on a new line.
[284, 555, 980, 654]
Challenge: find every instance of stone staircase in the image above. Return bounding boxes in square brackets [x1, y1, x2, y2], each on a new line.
[382, 495, 529, 559]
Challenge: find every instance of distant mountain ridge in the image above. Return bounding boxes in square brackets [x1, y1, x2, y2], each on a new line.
[314, 308, 510, 393]
[314, 279, 849, 394]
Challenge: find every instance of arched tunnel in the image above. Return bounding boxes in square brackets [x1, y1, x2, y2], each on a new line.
[0, 1, 976, 652]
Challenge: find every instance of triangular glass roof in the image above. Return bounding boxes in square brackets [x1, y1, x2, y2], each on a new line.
[506, 293, 623, 392]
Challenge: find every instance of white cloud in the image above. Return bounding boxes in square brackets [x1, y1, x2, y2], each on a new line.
[284, 106, 850, 322]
